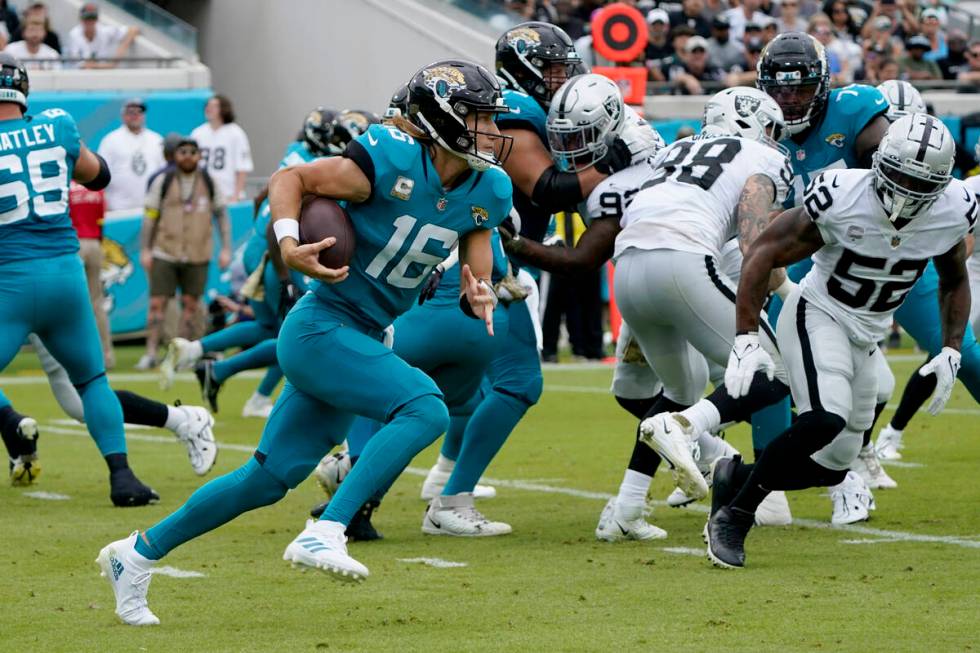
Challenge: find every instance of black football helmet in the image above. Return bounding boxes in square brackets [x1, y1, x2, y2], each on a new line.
[333, 109, 381, 148]
[495, 22, 584, 108]
[385, 83, 410, 120]
[0, 52, 29, 110]
[756, 32, 829, 136]
[408, 60, 512, 171]
[302, 107, 340, 157]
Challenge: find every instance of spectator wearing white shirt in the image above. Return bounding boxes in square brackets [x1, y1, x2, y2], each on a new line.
[98, 98, 165, 212]
[190, 95, 253, 202]
[4, 18, 59, 69]
[723, 0, 768, 42]
[64, 2, 138, 69]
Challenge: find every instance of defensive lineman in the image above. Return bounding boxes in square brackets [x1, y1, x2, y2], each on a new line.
[707, 114, 975, 568]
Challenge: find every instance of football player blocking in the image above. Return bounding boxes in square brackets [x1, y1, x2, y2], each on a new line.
[98, 60, 513, 626]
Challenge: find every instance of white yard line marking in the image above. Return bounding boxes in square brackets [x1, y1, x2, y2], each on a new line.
[397, 557, 468, 568]
[22, 490, 70, 500]
[662, 547, 705, 556]
[151, 566, 207, 578]
[50, 418, 155, 431]
[840, 538, 904, 545]
[40, 423, 980, 550]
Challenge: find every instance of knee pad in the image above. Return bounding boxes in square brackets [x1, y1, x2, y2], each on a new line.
[395, 393, 450, 437]
[811, 427, 863, 472]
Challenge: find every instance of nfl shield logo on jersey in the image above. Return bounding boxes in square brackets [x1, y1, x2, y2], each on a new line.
[890, 235, 902, 248]
[436, 197, 448, 211]
[471, 206, 489, 226]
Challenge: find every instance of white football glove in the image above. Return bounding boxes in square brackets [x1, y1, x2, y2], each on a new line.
[725, 332, 775, 399]
[919, 346, 961, 415]
[382, 324, 395, 349]
[619, 106, 666, 165]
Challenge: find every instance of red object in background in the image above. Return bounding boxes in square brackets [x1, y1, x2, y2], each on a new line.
[591, 2, 648, 63]
[607, 260, 621, 341]
[69, 180, 105, 240]
[592, 66, 648, 107]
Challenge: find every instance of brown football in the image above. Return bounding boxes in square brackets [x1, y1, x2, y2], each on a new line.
[299, 195, 356, 269]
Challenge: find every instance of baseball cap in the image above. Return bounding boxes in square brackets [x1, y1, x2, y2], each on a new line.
[712, 14, 731, 29]
[921, 7, 941, 21]
[745, 21, 762, 32]
[906, 34, 931, 49]
[80, 3, 99, 19]
[685, 35, 709, 52]
[647, 8, 669, 24]
[175, 136, 199, 150]
[874, 15, 893, 31]
[123, 97, 146, 112]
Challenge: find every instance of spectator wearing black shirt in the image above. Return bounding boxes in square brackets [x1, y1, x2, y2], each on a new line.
[668, 35, 724, 95]
[706, 14, 746, 72]
[645, 9, 674, 81]
[725, 36, 765, 87]
[957, 40, 980, 92]
[670, 0, 712, 38]
[939, 29, 969, 80]
[12, 2, 61, 53]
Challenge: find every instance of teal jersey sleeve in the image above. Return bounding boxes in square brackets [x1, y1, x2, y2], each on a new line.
[782, 85, 888, 208]
[0, 108, 81, 263]
[312, 124, 513, 329]
[278, 141, 316, 169]
[497, 89, 548, 143]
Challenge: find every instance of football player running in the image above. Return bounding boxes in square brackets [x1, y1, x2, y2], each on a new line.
[615, 87, 792, 508]
[0, 53, 160, 506]
[97, 60, 512, 625]
[706, 114, 975, 569]
[869, 82, 980, 467]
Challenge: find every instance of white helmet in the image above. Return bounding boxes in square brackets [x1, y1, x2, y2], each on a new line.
[546, 73, 627, 173]
[702, 87, 786, 148]
[876, 80, 927, 122]
[873, 113, 954, 222]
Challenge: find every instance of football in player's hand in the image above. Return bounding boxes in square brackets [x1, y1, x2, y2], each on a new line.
[299, 195, 356, 269]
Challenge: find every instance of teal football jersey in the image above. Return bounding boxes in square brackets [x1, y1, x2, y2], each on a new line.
[782, 84, 887, 207]
[428, 228, 510, 308]
[245, 141, 322, 273]
[497, 89, 548, 142]
[314, 124, 513, 329]
[0, 108, 81, 263]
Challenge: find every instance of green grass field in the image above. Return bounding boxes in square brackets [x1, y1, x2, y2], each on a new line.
[0, 345, 977, 652]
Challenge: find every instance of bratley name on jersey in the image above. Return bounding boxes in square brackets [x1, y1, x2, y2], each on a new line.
[0, 123, 57, 152]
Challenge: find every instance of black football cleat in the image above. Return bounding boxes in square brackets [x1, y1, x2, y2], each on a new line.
[110, 468, 160, 507]
[706, 506, 754, 569]
[195, 360, 221, 414]
[710, 455, 742, 519]
[310, 500, 328, 519]
[347, 501, 383, 542]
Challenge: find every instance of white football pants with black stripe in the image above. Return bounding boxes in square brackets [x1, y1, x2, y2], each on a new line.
[614, 248, 783, 406]
[777, 288, 881, 470]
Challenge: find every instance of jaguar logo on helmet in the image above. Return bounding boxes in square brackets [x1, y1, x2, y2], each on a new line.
[734, 95, 761, 118]
[506, 26, 541, 54]
[307, 110, 324, 127]
[338, 110, 369, 134]
[423, 66, 467, 98]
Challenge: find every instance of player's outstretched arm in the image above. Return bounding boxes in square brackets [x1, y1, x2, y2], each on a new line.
[268, 157, 370, 284]
[459, 228, 497, 336]
[502, 128, 604, 214]
[73, 144, 111, 190]
[735, 174, 777, 256]
[735, 206, 825, 334]
[505, 217, 618, 274]
[934, 239, 971, 353]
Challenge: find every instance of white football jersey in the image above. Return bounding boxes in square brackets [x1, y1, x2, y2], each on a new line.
[800, 168, 977, 346]
[581, 162, 659, 226]
[964, 175, 980, 266]
[190, 122, 254, 200]
[614, 133, 791, 260]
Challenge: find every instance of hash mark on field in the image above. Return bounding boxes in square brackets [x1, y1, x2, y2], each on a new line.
[662, 547, 705, 557]
[840, 538, 904, 545]
[151, 566, 207, 578]
[398, 557, 467, 568]
[50, 418, 154, 431]
[22, 491, 70, 500]
[39, 425, 980, 550]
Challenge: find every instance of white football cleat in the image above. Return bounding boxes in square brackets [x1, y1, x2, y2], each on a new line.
[665, 434, 739, 507]
[419, 463, 496, 501]
[159, 337, 202, 389]
[283, 519, 368, 582]
[241, 392, 275, 419]
[421, 493, 511, 537]
[639, 413, 708, 501]
[314, 451, 351, 499]
[96, 532, 159, 626]
[830, 471, 876, 526]
[852, 444, 897, 489]
[754, 491, 792, 526]
[171, 405, 217, 476]
[874, 424, 904, 460]
[595, 497, 667, 542]
[134, 353, 157, 371]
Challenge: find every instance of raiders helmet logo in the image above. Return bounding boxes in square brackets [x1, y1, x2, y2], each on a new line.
[734, 95, 761, 118]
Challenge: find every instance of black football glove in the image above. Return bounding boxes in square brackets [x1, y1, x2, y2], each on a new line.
[279, 281, 301, 319]
[595, 134, 632, 175]
[418, 264, 444, 305]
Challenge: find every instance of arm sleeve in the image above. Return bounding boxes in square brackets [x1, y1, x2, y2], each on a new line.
[343, 139, 376, 197]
